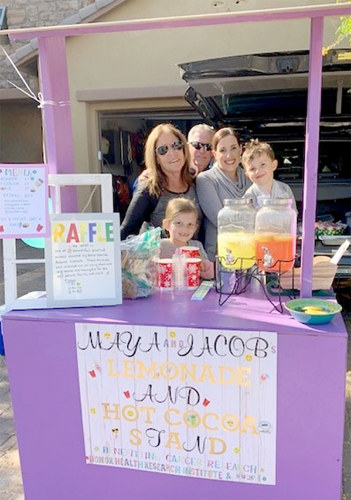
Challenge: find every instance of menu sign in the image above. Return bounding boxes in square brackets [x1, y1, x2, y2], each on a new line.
[0, 164, 48, 238]
[76, 323, 277, 485]
[46, 213, 122, 307]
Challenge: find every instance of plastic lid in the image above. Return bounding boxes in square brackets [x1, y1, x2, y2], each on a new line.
[261, 198, 293, 206]
[224, 198, 253, 206]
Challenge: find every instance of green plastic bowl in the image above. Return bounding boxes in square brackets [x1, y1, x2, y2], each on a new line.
[284, 298, 342, 325]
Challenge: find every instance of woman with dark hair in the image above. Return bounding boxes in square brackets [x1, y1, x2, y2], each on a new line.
[196, 127, 251, 260]
[120, 123, 199, 239]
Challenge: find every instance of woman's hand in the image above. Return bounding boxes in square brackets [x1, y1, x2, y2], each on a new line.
[200, 259, 215, 279]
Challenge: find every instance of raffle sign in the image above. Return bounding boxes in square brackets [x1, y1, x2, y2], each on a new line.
[76, 324, 277, 484]
[0, 164, 48, 238]
[46, 213, 122, 307]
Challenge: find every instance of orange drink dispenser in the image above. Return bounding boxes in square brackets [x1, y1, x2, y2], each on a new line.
[255, 199, 297, 272]
[217, 199, 256, 269]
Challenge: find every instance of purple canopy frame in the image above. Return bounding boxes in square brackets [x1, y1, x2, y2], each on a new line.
[5, 2, 351, 297]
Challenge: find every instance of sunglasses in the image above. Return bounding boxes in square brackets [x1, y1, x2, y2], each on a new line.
[155, 140, 184, 156]
[189, 141, 213, 151]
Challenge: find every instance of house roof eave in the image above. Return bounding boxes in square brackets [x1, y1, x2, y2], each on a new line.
[10, 0, 129, 70]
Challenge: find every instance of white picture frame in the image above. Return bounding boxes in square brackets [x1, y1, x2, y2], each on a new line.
[45, 213, 122, 307]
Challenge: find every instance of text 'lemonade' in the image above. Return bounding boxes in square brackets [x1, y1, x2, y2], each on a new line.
[255, 233, 295, 272]
[218, 232, 255, 269]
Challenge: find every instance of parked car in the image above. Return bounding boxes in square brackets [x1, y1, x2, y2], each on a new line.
[179, 49, 351, 223]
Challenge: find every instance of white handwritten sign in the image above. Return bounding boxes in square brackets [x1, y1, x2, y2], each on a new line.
[76, 323, 277, 484]
[0, 164, 48, 238]
[46, 213, 122, 307]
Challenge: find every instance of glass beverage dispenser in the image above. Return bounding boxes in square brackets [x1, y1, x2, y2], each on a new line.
[255, 198, 297, 272]
[217, 199, 256, 269]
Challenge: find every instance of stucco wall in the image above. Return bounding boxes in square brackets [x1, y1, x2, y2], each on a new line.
[0, 0, 95, 90]
[68, 0, 340, 92]
[0, 102, 42, 163]
[0, 0, 95, 164]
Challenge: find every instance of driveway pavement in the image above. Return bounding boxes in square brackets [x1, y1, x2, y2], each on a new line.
[0, 240, 350, 499]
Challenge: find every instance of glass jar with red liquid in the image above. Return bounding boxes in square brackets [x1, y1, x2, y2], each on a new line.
[255, 199, 297, 272]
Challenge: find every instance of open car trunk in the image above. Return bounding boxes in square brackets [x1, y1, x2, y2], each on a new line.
[179, 49, 351, 220]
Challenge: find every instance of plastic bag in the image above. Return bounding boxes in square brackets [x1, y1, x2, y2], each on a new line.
[120, 227, 161, 299]
[315, 220, 347, 237]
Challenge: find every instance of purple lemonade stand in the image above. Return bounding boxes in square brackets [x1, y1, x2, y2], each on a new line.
[2, 4, 349, 499]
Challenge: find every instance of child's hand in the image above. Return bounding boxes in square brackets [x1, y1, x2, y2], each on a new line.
[200, 259, 214, 279]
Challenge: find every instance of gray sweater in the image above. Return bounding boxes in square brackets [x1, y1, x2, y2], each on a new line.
[196, 164, 251, 260]
[243, 179, 297, 211]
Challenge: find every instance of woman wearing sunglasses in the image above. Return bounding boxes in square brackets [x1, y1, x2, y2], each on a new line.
[121, 123, 200, 240]
[196, 127, 252, 260]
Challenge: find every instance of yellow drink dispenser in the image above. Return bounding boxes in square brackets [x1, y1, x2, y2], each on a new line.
[217, 199, 256, 269]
